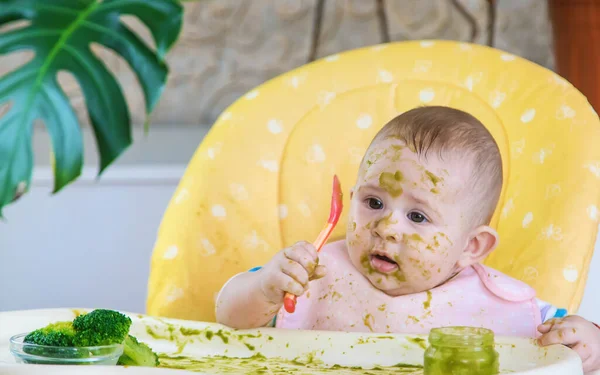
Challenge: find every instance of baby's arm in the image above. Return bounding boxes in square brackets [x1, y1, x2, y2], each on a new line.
[215, 241, 326, 329]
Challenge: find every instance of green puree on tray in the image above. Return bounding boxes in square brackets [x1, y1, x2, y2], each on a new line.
[158, 353, 424, 374]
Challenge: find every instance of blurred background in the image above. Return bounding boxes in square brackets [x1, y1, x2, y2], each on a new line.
[1, 0, 598, 321]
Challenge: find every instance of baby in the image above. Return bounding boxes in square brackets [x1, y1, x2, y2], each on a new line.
[216, 106, 600, 372]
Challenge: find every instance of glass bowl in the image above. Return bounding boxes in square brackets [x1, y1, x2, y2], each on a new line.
[9, 333, 123, 366]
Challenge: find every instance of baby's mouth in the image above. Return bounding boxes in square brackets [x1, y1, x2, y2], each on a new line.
[369, 253, 399, 273]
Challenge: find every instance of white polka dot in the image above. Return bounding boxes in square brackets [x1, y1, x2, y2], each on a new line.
[267, 119, 283, 134]
[163, 245, 179, 260]
[220, 111, 232, 121]
[207, 142, 223, 160]
[420, 41, 435, 48]
[501, 198, 514, 218]
[324, 54, 340, 62]
[199, 238, 216, 256]
[306, 144, 326, 163]
[243, 231, 269, 251]
[378, 70, 393, 83]
[317, 91, 336, 107]
[539, 224, 563, 241]
[348, 147, 364, 164]
[520, 109, 536, 123]
[458, 43, 472, 51]
[522, 212, 533, 228]
[557, 105, 576, 120]
[371, 45, 387, 52]
[523, 266, 538, 281]
[500, 53, 516, 61]
[490, 90, 506, 108]
[166, 286, 184, 303]
[587, 205, 599, 220]
[278, 204, 288, 219]
[230, 184, 248, 201]
[533, 148, 552, 164]
[545, 184, 561, 199]
[511, 139, 525, 158]
[584, 162, 600, 178]
[551, 74, 569, 87]
[464, 77, 475, 91]
[174, 188, 189, 205]
[258, 160, 279, 172]
[464, 72, 483, 91]
[245, 90, 259, 100]
[590, 105, 598, 117]
[413, 60, 432, 73]
[356, 114, 372, 129]
[298, 202, 311, 217]
[419, 88, 435, 103]
[563, 265, 579, 283]
[211, 205, 227, 218]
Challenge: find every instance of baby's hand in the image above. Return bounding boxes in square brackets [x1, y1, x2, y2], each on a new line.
[537, 315, 600, 372]
[259, 241, 327, 304]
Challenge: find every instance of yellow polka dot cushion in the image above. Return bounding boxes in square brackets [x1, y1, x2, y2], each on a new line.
[146, 40, 600, 322]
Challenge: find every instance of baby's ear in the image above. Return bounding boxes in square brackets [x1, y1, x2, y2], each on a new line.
[457, 226, 499, 268]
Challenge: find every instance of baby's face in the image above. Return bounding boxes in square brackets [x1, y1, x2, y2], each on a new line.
[346, 137, 475, 296]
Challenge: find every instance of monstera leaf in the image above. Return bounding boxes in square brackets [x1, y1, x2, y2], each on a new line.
[0, 0, 183, 216]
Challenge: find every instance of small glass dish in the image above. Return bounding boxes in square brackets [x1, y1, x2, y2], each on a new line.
[9, 333, 123, 366]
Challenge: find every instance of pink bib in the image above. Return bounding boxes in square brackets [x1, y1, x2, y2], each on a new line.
[276, 240, 542, 337]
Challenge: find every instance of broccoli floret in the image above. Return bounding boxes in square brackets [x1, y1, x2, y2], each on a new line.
[24, 321, 76, 347]
[72, 309, 131, 346]
[22, 321, 79, 361]
[21, 309, 159, 367]
[117, 335, 159, 367]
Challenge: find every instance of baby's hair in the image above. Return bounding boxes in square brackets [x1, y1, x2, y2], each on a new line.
[367, 106, 503, 226]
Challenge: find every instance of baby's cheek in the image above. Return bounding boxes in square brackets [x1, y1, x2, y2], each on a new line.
[402, 234, 453, 281]
[347, 217, 357, 233]
[402, 256, 433, 281]
[402, 233, 444, 255]
[347, 227, 368, 248]
[422, 232, 454, 256]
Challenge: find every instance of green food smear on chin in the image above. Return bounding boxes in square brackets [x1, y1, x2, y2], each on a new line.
[361, 253, 376, 274]
[157, 353, 424, 374]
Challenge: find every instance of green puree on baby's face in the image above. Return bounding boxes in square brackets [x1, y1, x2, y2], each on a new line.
[158, 353, 424, 374]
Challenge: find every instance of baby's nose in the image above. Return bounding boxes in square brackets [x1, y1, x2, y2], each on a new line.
[374, 224, 401, 243]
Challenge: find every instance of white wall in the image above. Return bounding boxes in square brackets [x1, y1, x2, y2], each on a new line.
[0, 166, 184, 313]
[1, 127, 599, 323]
[0, 126, 205, 314]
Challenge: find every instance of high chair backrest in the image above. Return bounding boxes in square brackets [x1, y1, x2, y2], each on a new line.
[146, 40, 600, 322]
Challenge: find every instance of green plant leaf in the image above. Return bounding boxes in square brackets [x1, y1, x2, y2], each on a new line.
[0, 0, 183, 216]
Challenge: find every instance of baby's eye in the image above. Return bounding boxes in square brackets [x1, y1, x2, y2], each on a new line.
[408, 211, 428, 223]
[366, 198, 383, 210]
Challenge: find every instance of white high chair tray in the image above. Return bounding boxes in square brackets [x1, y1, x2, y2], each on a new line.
[0, 308, 591, 374]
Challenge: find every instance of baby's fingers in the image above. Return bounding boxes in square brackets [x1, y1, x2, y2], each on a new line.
[309, 265, 327, 281]
[281, 260, 309, 287]
[537, 318, 562, 334]
[284, 242, 318, 273]
[538, 327, 579, 347]
[277, 273, 306, 297]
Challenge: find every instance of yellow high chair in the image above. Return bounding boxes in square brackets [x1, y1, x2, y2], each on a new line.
[146, 40, 600, 323]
